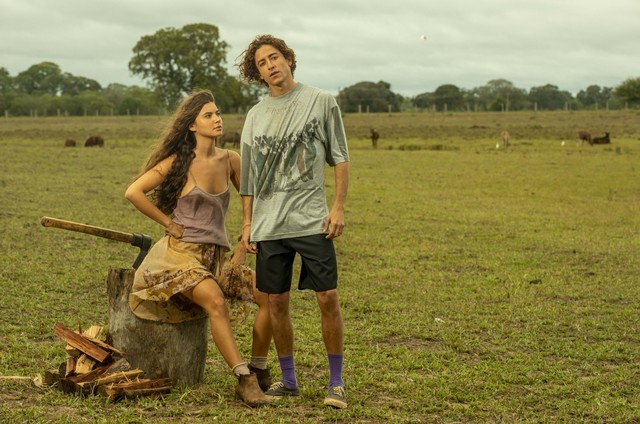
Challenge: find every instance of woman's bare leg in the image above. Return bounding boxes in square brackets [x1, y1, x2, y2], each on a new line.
[186, 278, 242, 368]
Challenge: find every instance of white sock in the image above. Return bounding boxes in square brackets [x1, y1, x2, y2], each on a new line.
[232, 362, 250, 376]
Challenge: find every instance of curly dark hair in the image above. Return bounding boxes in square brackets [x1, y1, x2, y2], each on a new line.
[135, 89, 215, 214]
[236, 34, 297, 87]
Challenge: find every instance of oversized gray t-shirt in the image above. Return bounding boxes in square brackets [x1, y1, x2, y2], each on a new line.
[240, 83, 349, 242]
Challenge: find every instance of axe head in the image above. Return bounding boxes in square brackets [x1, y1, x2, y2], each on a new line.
[130, 233, 153, 269]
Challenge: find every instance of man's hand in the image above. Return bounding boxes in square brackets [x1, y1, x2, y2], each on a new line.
[241, 224, 257, 253]
[324, 162, 349, 239]
[324, 205, 345, 239]
[241, 196, 257, 253]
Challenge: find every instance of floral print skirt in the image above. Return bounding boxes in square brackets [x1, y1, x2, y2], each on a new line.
[129, 236, 254, 325]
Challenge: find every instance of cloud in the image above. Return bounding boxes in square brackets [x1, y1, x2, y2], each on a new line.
[1, 0, 638, 97]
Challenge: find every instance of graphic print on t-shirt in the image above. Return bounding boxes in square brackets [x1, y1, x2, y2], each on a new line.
[254, 118, 320, 200]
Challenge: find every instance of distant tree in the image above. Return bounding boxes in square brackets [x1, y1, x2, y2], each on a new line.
[217, 75, 268, 114]
[338, 81, 402, 113]
[412, 92, 433, 109]
[120, 87, 163, 115]
[0, 67, 15, 114]
[129, 23, 231, 108]
[102, 83, 163, 115]
[614, 77, 640, 107]
[54, 94, 91, 116]
[101, 83, 129, 111]
[60, 73, 102, 96]
[14, 62, 65, 95]
[576, 85, 614, 109]
[397, 96, 414, 112]
[77, 91, 114, 115]
[0, 67, 12, 92]
[432, 84, 464, 111]
[54, 91, 114, 116]
[8, 93, 43, 116]
[472, 79, 528, 111]
[528, 84, 574, 110]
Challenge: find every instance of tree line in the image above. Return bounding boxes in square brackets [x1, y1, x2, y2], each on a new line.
[1, 23, 639, 117]
[338, 78, 640, 113]
[0, 23, 264, 117]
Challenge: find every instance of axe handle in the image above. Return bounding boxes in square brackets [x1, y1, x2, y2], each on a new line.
[41, 216, 134, 244]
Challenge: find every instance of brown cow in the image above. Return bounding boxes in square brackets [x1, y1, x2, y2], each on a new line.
[500, 130, 510, 148]
[370, 128, 380, 149]
[64, 139, 76, 147]
[591, 132, 610, 144]
[577, 130, 592, 145]
[84, 136, 104, 147]
[219, 131, 240, 148]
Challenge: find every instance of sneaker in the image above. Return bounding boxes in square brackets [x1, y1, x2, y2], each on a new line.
[248, 365, 273, 392]
[264, 381, 300, 397]
[324, 386, 347, 409]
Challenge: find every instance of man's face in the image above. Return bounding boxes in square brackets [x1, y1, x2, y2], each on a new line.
[255, 44, 293, 88]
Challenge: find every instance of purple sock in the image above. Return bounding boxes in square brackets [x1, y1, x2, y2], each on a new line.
[328, 353, 344, 389]
[278, 356, 298, 389]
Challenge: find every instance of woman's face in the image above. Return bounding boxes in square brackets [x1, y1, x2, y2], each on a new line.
[189, 102, 223, 139]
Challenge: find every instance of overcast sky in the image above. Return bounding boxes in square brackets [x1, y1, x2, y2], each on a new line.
[1, 0, 638, 96]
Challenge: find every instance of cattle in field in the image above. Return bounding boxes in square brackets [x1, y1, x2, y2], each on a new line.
[577, 130, 592, 145]
[592, 132, 610, 144]
[84, 136, 104, 147]
[500, 130, 510, 148]
[370, 128, 379, 149]
[219, 131, 240, 148]
[64, 139, 76, 147]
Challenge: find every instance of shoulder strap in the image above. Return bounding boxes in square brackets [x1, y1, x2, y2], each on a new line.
[188, 170, 199, 187]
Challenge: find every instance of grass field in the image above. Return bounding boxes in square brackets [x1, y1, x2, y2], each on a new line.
[0, 111, 639, 423]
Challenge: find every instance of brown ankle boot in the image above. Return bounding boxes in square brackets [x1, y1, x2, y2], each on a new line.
[248, 365, 273, 392]
[235, 373, 270, 407]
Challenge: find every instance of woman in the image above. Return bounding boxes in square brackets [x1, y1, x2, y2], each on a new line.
[125, 89, 271, 407]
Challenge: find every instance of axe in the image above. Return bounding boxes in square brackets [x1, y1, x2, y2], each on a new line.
[40, 216, 153, 269]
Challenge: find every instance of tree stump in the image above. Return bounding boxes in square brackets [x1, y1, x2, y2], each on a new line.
[106, 268, 208, 386]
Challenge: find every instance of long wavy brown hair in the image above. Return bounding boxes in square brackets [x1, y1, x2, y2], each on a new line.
[236, 34, 297, 87]
[135, 89, 215, 214]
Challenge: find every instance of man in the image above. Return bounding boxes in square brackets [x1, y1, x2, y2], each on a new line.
[237, 34, 350, 409]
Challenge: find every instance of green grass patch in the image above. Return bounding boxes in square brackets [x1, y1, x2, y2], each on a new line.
[0, 111, 638, 422]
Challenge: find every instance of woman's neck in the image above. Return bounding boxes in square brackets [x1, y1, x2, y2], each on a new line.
[194, 136, 216, 157]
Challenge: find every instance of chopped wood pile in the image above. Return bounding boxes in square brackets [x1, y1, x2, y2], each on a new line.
[44, 322, 171, 400]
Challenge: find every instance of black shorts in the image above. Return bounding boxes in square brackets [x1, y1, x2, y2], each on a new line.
[256, 234, 338, 294]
